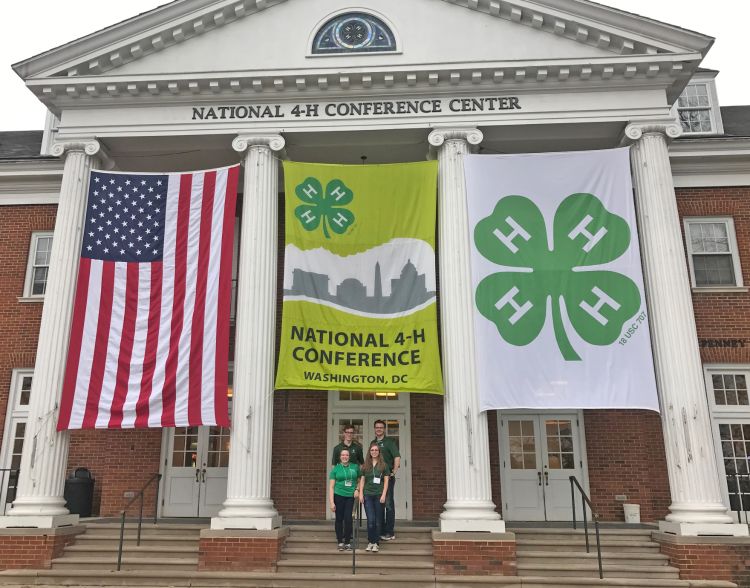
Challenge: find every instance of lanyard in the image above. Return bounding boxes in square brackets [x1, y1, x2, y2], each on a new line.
[340, 464, 353, 482]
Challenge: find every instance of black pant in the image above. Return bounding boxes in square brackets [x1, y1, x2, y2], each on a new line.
[334, 493, 354, 544]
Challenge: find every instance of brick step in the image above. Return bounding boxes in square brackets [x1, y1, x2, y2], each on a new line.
[281, 545, 433, 562]
[516, 562, 681, 580]
[277, 557, 435, 575]
[0, 570, 736, 588]
[516, 538, 661, 553]
[49, 556, 198, 572]
[517, 550, 671, 567]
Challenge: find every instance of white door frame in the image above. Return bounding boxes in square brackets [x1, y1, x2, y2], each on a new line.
[497, 410, 590, 522]
[0, 369, 32, 514]
[327, 391, 413, 520]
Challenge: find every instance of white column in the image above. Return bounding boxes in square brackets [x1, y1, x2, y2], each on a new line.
[1, 140, 103, 528]
[626, 122, 747, 537]
[428, 128, 504, 533]
[211, 135, 285, 530]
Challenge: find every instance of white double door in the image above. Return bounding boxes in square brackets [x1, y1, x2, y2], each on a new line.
[499, 413, 586, 521]
[329, 413, 411, 520]
[161, 425, 230, 517]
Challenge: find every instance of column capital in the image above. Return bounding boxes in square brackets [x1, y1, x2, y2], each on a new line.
[622, 121, 682, 145]
[50, 138, 102, 158]
[428, 128, 483, 152]
[232, 134, 286, 154]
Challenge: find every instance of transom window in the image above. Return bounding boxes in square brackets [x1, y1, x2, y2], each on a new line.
[684, 218, 743, 288]
[312, 12, 396, 55]
[23, 232, 53, 298]
[338, 390, 400, 401]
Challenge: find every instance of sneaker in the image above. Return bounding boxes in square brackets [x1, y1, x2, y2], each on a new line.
[337, 543, 345, 551]
[344, 543, 352, 551]
[365, 543, 373, 552]
[381, 534, 395, 541]
[371, 543, 379, 552]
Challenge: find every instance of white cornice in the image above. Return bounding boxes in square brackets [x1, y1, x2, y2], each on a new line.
[670, 137, 750, 187]
[0, 159, 63, 205]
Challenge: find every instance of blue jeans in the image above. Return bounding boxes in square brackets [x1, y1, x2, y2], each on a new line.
[333, 494, 354, 544]
[380, 476, 395, 536]
[363, 494, 383, 544]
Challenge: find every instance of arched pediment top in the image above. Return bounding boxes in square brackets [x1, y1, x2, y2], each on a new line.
[310, 9, 398, 55]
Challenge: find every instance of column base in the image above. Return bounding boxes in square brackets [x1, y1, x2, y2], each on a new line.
[0, 514, 78, 529]
[211, 515, 282, 531]
[659, 521, 749, 537]
[213, 498, 281, 530]
[440, 500, 505, 533]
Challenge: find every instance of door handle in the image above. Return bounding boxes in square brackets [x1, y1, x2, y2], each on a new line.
[195, 468, 200, 483]
[201, 468, 206, 483]
[544, 471, 549, 486]
[537, 471, 542, 486]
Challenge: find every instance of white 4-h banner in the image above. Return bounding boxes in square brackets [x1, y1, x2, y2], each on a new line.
[465, 147, 659, 412]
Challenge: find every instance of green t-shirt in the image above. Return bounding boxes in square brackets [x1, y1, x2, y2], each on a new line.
[371, 436, 400, 470]
[362, 463, 391, 496]
[331, 441, 364, 466]
[329, 463, 360, 497]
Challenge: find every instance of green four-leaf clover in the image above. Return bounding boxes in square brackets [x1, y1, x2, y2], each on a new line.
[294, 177, 355, 238]
[474, 194, 641, 361]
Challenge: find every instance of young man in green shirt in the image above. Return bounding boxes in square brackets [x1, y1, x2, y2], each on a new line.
[331, 425, 364, 466]
[371, 419, 401, 540]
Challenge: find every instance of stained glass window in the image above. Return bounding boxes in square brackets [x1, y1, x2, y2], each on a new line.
[313, 13, 396, 54]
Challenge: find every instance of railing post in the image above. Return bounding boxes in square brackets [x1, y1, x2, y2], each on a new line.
[117, 510, 125, 571]
[570, 477, 577, 530]
[594, 517, 603, 579]
[582, 493, 589, 553]
[153, 474, 161, 525]
[137, 494, 144, 547]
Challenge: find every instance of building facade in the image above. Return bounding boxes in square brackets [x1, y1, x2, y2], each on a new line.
[0, 0, 749, 580]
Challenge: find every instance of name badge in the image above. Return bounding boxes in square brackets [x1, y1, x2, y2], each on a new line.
[345, 480, 353, 487]
[373, 477, 381, 484]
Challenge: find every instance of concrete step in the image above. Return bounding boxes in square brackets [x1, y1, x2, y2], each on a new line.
[73, 533, 200, 547]
[511, 528, 654, 542]
[516, 538, 661, 553]
[0, 569, 736, 588]
[49, 556, 198, 572]
[517, 550, 670, 567]
[82, 523, 203, 537]
[277, 557, 435, 575]
[281, 545, 433, 562]
[287, 524, 435, 539]
[284, 533, 432, 545]
[516, 562, 681, 580]
[64, 544, 198, 558]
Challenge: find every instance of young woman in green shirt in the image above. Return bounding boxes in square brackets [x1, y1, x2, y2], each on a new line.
[328, 448, 361, 550]
[357, 443, 390, 552]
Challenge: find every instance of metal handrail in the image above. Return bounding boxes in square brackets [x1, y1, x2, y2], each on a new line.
[569, 475, 603, 580]
[352, 498, 362, 574]
[726, 473, 749, 526]
[116, 473, 162, 572]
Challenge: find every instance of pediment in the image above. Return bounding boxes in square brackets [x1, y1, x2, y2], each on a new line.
[14, 0, 713, 108]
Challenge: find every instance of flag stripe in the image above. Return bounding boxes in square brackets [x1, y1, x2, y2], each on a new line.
[214, 167, 239, 426]
[109, 263, 139, 428]
[121, 264, 149, 428]
[136, 262, 162, 428]
[57, 258, 92, 431]
[190, 171, 215, 425]
[83, 261, 115, 429]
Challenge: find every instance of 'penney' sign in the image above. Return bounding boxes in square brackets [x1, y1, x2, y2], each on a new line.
[191, 96, 521, 121]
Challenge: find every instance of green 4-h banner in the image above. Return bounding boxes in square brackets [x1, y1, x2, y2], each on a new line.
[465, 148, 659, 411]
[275, 161, 443, 394]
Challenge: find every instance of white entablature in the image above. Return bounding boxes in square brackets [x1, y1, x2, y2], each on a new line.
[14, 0, 711, 119]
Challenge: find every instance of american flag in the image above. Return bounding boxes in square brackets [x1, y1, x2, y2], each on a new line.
[57, 166, 239, 430]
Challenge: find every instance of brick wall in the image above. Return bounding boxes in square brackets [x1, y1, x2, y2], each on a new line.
[67, 429, 162, 517]
[677, 187, 750, 364]
[410, 393, 446, 520]
[584, 410, 671, 522]
[199, 529, 288, 572]
[433, 532, 516, 576]
[0, 205, 56, 452]
[271, 391, 328, 519]
[0, 527, 82, 571]
[657, 534, 750, 588]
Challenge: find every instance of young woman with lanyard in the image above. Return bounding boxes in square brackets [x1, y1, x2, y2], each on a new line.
[357, 443, 390, 552]
[328, 448, 361, 550]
